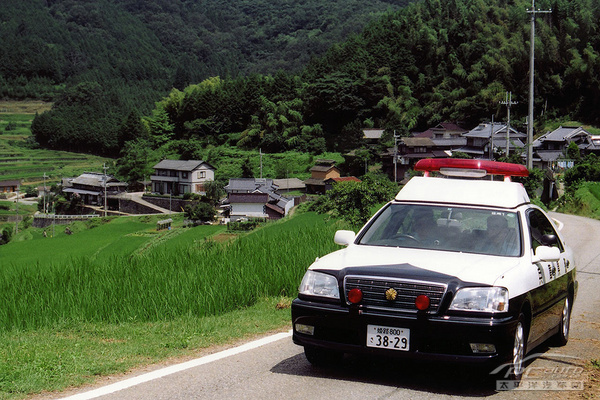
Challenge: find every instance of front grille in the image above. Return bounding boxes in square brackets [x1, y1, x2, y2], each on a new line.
[344, 276, 447, 313]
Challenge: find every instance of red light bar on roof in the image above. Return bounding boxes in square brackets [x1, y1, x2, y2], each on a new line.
[414, 158, 529, 181]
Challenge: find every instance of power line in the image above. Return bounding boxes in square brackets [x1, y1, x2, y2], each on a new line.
[527, 0, 551, 169]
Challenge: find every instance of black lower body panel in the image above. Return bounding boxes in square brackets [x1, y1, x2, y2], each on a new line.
[292, 298, 517, 366]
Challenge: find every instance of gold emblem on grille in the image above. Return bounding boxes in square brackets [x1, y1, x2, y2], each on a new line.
[385, 288, 397, 301]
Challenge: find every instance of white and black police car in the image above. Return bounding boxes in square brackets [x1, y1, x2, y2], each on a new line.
[292, 158, 577, 380]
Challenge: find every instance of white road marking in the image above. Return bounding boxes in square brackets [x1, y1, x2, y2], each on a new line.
[58, 330, 293, 400]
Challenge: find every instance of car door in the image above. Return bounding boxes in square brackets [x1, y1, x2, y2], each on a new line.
[526, 208, 568, 344]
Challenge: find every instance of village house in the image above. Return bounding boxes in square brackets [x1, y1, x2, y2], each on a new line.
[224, 178, 276, 194]
[362, 128, 385, 146]
[223, 178, 293, 221]
[414, 122, 468, 153]
[532, 126, 593, 170]
[304, 159, 341, 194]
[379, 122, 467, 182]
[151, 160, 215, 196]
[457, 122, 527, 158]
[380, 137, 447, 182]
[0, 180, 20, 195]
[62, 172, 127, 206]
[272, 178, 306, 193]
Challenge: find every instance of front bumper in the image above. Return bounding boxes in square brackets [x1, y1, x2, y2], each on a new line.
[292, 298, 518, 365]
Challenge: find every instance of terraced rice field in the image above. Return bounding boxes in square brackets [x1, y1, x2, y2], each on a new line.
[0, 102, 111, 187]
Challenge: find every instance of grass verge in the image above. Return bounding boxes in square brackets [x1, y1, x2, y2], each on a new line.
[0, 211, 349, 399]
[556, 182, 600, 219]
[0, 297, 292, 400]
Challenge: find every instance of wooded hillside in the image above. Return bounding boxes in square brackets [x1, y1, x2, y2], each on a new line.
[0, 0, 410, 99]
[6, 0, 600, 160]
[1, 0, 411, 155]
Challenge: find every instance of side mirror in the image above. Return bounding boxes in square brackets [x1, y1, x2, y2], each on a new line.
[532, 245, 560, 263]
[334, 230, 356, 246]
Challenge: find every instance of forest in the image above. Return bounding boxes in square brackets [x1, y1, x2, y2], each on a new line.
[1, 0, 410, 147]
[3, 0, 600, 164]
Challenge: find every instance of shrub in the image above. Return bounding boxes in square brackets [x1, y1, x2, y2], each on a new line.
[227, 218, 265, 231]
[184, 202, 215, 222]
[0, 226, 12, 245]
[310, 173, 398, 226]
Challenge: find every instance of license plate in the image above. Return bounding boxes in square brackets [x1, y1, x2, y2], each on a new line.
[366, 325, 410, 351]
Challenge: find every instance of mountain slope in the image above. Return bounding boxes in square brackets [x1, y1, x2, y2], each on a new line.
[0, 0, 413, 99]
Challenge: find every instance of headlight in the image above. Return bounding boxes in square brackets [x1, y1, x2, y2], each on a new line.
[449, 287, 508, 313]
[298, 270, 340, 299]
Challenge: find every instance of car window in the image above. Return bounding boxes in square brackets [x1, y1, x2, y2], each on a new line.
[526, 209, 564, 252]
[359, 204, 521, 256]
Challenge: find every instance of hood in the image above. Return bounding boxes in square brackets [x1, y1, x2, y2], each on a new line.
[310, 244, 521, 286]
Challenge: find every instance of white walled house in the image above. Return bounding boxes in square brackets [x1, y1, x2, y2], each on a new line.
[151, 160, 215, 195]
[223, 178, 294, 221]
[228, 193, 269, 221]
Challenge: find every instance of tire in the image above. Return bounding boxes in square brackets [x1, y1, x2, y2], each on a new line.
[555, 296, 572, 346]
[303, 346, 342, 366]
[508, 314, 528, 381]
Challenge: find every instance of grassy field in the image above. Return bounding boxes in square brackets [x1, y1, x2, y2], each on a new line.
[0, 102, 110, 188]
[556, 181, 600, 219]
[0, 101, 53, 115]
[0, 214, 226, 266]
[0, 211, 350, 399]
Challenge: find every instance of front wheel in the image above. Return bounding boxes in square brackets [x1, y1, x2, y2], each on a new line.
[508, 314, 528, 381]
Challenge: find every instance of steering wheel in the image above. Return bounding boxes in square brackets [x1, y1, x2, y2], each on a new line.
[393, 233, 420, 243]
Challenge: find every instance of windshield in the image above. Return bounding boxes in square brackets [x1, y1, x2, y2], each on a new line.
[359, 203, 521, 257]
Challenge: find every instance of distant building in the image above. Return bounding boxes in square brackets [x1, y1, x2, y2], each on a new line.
[273, 178, 306, 193]
[151, 160, 215, 195]
[224, 178, 276, 194]
[414, 122, 467, 140]
[223, 178, 293, 221]
[304, 159, 341, 194]
[458, 123, 526, 158]
[0, 180, 20, 194]
[363, 128, 385, 146]
[63, 173, 127, 205]
[380, 137, 447, 182]
[533, 126, 592, 170]
[414, 122, 468, 153]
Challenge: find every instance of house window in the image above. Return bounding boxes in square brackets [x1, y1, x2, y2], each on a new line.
[197, 171, 206, 179]
[182, 172, 188, 179]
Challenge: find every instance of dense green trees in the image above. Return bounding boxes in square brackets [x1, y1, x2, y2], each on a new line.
[126, 0, 600, 162]
[6, 0, 600, 163]
[310, 173, 399, 225]
[2, 0, 411, 153]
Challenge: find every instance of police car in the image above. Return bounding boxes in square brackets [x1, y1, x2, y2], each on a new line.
[292, 158, 577, 380]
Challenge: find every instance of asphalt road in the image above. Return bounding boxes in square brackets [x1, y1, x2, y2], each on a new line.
[45, 212, 600, 400]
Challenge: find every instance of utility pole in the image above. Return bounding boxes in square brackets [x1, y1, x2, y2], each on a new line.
[103, 163, 108, 217]
[527, 0, 551, 169]
[259, 148, 263, 179]
[43, 172, 47, 214]
[393, 130, 400, 183]
[15, 189, 19, 235]
[500, 92, 518, 158]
